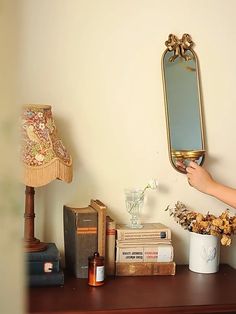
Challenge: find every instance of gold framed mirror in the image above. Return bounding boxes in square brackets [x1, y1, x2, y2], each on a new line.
[162, 34, 205, 173]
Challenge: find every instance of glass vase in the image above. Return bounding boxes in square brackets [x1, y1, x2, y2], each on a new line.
[125, 188, 144, 229]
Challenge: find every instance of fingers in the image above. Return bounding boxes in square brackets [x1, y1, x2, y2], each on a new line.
[186, 161, 199, 173]
[176, 160, 201, 175]
[186, 166, 194, 174]
[177, 160, 198, 169]
[188, 161, 198, 168]
[175, 160, 186, 172]
[176, 160, 185, 167]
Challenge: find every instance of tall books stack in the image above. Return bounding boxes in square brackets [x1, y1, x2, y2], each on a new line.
[64, 199, 106, 278]
[26, 243, 64, 287]
[115, 223, 176, 276]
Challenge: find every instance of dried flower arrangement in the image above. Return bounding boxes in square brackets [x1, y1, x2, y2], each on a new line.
[165, 201, 236, 246]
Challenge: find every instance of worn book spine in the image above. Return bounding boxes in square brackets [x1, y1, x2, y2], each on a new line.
[105, 216, 116, 275]
[116, 244, 174, 263]
[115, 261, 176, 276]
[116, 223, 171, 241]
[116, 231, 171, 241]
[90, 199, 107, 257]
[116, 239, 172, 247]
[27, 260, 60, 275]
[28, 270, 64, 287]
[64, 205, 98, 278]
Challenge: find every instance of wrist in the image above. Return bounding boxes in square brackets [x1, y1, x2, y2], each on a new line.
[206, 180, 219, 197]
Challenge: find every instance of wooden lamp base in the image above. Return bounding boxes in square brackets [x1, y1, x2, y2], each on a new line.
[24, 186, 47, 253]
[24, 238, 47, 253]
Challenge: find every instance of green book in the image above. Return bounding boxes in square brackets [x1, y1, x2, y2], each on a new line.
[27, 260, 60, 274]
[26, 242, 61, 275]
[26, 243, 60, 262]
[28, 270, 64, 287]
[64, 205, 98, 278]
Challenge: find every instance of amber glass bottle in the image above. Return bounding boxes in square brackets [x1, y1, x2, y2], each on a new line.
[88, 252, 105, 286]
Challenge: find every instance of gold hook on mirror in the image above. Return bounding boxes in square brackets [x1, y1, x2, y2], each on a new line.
[165, 34, 194, 62]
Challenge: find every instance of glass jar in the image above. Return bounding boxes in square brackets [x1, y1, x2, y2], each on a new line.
[88, 252, 105, 286]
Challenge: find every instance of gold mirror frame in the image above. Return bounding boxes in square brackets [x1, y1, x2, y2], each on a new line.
[162, 34, 205, 173]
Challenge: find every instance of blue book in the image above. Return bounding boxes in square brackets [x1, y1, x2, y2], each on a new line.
[28, 270, 64, 287]
[26, 243, 60, 262]
[27, 260, 60, 274]
[26, 243, 61, 275]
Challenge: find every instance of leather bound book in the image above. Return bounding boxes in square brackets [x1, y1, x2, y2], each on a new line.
[26, 243, 60, 262]
[90, 199, 107, 257]
[115, 261, 176, 276]
[27, 260, 60, 275]
[26, 242, 61, 275]
[64, 205, 98, 278]
[105, 215, 116, 276]
[28, 270, 64, 287]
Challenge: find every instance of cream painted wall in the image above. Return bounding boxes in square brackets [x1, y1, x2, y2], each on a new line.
[0, 1, 25, 313]
[18, 0, 236, 268]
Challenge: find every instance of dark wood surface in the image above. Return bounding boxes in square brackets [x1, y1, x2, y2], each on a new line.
[28, 264, 236, 314]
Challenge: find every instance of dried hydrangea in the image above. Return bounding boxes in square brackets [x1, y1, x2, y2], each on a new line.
[165, 201, 236, 246]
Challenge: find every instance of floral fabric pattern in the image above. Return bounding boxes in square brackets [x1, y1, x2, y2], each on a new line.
[21, 105, 71, 167]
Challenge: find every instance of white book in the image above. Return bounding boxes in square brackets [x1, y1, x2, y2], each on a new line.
[116, 244, 174, 263]
[116, 239, 172, 247]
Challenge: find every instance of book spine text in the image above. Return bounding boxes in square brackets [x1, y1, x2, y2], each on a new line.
[116, 245, 173, 263]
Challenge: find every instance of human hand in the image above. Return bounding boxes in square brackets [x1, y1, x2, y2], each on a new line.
[175, 159, 198, 173]
[186, 161, 215, 194]
[175, 160, 187, 172]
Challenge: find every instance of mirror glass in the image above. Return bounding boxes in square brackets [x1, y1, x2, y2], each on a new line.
[162, 34, 205, 173]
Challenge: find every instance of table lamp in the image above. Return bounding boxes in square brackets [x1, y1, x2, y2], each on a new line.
[21, 104, 73, 252]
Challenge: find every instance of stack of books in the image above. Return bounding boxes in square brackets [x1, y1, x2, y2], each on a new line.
[115, 223, 176, 276]
[64, 199, 107, 278]
[26, 242, 64, 287]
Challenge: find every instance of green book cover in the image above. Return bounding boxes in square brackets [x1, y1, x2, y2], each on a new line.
[28, 270, 64, 287]
[27, 260, 60, 275]
[26, 243, 60, 262]
[64, 205, 98, 279]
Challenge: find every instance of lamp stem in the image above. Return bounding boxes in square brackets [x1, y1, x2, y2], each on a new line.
[24, 186, 47, 252]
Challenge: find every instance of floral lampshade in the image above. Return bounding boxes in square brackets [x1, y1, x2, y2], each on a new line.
[21, 104, 72, 187]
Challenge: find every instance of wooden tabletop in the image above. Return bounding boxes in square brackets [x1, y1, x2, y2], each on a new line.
[27, 264, 236, 314]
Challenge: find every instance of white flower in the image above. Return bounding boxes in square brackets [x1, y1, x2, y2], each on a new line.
[147, 179, 159, 190]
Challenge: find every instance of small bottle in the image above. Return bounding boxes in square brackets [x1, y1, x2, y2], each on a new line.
[88, 252, 105, 286]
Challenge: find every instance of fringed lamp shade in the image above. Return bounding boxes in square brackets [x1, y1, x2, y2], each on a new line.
[21, 104, 73, 252]
[21, 104, 72, 187]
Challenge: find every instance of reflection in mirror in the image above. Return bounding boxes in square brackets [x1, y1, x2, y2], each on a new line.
[162, 34, 205, 173]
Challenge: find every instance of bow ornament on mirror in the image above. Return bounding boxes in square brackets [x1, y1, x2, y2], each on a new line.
[165, 33, 193, 62]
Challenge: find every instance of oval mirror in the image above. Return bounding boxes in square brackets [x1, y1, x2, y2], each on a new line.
[162, 34, 205, 173]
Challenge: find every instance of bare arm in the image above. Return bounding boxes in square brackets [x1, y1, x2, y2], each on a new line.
[186, 161, 236, 209]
